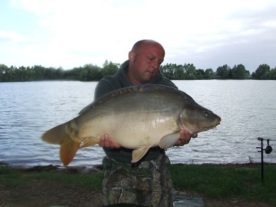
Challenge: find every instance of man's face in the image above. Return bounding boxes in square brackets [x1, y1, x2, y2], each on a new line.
[128, 43, 165, 84]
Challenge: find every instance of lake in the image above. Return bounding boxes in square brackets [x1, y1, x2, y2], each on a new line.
[0, 80, 275, 167]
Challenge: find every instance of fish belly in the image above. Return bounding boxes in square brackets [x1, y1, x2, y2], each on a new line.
[78, 110, 179, 149]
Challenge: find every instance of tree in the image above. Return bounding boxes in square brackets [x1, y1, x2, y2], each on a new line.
[161, 63, 184, 80]
[204, 68, 215, 79]
[160, 64, 179, 79]
[79, 64, 102, 81]
[196, 69, 205, 79]
[252, 64, 270, 79]
[268, 67, 276, 80]
[216, 64, 231, 79]
[101, 60, 119, 77]
[173, 65, 185, 79]
[183, 64, 197, 79]
[231, 64, 250, 79]
[0, 64, 9, 81]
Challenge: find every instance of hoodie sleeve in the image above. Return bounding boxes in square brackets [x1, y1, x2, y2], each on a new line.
[94, 78, 118, 100]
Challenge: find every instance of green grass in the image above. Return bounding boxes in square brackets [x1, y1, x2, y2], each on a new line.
[170, 164, 276, 205]
[0, 165, 103, 190]
[1, 164, 275, 205]
[30, 171, 103, 190]
[0, 165, 26, 188]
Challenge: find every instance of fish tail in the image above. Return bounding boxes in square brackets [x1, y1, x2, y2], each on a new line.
[42, 122, 68, 144]
[42, 121, 80, 166]
[60, 137, 80, 166]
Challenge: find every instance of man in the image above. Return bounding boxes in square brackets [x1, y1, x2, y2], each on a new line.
[94, 40, 192, 206]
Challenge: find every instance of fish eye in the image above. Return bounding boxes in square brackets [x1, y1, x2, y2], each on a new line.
[204, 111, 209, 118]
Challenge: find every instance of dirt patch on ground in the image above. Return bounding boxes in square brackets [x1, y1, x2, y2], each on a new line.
[1, 181, 273, 207]
[0, 179, 102, 207]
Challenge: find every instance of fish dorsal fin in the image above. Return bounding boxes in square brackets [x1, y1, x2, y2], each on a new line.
[159, 132, 180, 149]
[132, 146, 152, 163]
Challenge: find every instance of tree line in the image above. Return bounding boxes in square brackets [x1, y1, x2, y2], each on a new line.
[0, 61, 275, 82]
[0, 61, 118, 82]
[160, 63, 276, 80]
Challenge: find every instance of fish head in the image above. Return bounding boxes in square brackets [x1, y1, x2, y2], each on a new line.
[179, 104, 221, 134]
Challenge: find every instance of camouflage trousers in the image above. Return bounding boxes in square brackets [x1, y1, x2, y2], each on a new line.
[102, 154, 174, 207]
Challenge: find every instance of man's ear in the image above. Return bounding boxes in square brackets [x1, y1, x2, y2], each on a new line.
[128, 51, 135, 61]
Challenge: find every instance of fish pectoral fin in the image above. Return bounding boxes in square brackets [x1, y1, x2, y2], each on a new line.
[60, 138, 80, 166]
[159, 132, 180, 149]
[132, 146, 152, 163]
[79, 136, 100, 148]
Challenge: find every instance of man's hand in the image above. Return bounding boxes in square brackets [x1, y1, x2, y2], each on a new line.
[175, 128, 197, 146]
[99, 133, 121, 148]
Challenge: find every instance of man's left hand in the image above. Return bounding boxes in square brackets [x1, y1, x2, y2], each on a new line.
[175, 128, 197, 146]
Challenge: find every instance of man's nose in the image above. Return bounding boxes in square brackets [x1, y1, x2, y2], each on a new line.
[150, 60, 159, 70]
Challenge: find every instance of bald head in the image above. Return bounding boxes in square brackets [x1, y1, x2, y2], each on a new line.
[130, 39, 165, 55]
[127, 39, 165, 84]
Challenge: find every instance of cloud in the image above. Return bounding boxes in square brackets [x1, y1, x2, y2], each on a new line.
[0, 31, 24, 43]
[3, 0, 276, 70]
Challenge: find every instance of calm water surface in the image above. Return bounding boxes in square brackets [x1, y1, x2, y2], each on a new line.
[0, 80, 275, 167]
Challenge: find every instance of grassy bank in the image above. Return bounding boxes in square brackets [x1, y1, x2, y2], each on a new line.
[170, 164, 276, 205]
[0, 163, 275, 206]
[0, 165, 103, 190]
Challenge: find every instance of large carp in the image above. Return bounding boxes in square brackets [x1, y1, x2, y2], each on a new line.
[42, 84, 221, 166]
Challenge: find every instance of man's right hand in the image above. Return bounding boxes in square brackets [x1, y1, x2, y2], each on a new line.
[99, 133, 121, 148]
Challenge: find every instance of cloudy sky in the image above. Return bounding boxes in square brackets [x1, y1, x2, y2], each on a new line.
[1, 0, 276, 71]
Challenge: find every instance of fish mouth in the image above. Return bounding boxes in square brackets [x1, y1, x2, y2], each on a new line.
[192, 133, 198, 138]
[196, 121, 220, 134]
